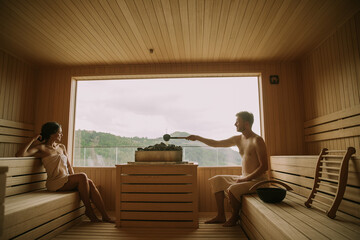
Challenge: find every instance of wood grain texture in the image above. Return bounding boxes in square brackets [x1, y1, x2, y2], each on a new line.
[270, 155, 360, 218]
[116, 164, 198, 228]
[301, 12, 360, 155]
[53, 212, 247, 240]
[241, 193, 360, 240]
[0, 0, 359, 65]
[0, 51, 36, 157]
[74, 166, 243, 213]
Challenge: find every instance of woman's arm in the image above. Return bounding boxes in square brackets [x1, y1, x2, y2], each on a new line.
[186, 135, 239, 148]
[60, 144, 74, 174]
[15, 135, 41, 157]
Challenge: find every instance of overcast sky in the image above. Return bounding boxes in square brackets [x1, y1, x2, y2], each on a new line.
[75, 77, 260, 140]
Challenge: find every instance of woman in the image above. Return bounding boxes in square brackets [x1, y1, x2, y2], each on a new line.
[16, 122, 114, 223]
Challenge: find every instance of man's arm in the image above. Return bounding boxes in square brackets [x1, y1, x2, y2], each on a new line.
[186, 135, 239, 148]
[238, 137, 268, 182]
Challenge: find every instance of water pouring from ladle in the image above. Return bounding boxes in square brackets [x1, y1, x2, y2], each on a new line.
[163, 134, 188, 142]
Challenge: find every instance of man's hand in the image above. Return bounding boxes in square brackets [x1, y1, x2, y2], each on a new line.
[186, 135, 199, 141]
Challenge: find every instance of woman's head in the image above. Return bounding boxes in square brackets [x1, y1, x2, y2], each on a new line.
[40, 122, 62, 142]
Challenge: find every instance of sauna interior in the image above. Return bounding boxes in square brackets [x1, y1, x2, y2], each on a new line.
[0, 0, 360, 239]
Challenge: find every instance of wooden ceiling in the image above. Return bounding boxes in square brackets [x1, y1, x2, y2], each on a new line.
[0, 0, 359, 66]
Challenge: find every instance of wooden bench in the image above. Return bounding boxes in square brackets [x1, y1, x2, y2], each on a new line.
[240, 155, 360, 239]
[0, 157, 85, 240]
[0, 119, 34, 158]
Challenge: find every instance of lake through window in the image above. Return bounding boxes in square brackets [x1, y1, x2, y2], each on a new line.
[73, 77, 260, 166]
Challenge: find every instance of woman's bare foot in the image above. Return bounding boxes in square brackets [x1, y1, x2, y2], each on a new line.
[205, 215, 226, 224]
[102, 217, 115, 223]
[222, 215, 239, 227]
[85, 209, 101, 222]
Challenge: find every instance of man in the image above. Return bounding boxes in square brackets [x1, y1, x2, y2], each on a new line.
[186, 111, 268, 227]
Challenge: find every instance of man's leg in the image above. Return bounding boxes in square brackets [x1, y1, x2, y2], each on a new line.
[205, 191, 226, 224]
[223, 191, 240, 227]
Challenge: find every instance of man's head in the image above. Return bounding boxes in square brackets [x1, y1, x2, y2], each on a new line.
[235, 111, 254, 132]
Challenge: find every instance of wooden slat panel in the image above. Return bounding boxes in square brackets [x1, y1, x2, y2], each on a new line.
[121, 175, 193, 183]
[121, 184, 193, 193]
[286, 193, 360, 237]
[1, 1, 360, 65]
[121, 202, 193, 211]
[12, 208, 85, 240]
[0, 119, 34, 130]
[271, 163, 359, 186]
[304, 106, 360, 128]
[121, 193, 193, 202]
[244, 193, 360, 239]
[0, 51, 35, 158]
[119, 220, 195, 228]
[302, 12, 360, 154]
[5, 165, 46, 177]
[241, 194, 307, 239]
[270, 156, 360, 173]
[271, 178, 360, 218]
[0, 126, 33, 137]
[0, 157, 42, 167]
[271, 163, 315, 177]
[305, 126, 360, 142]
[4, 203, 84, 240]
[271, 171, 360, 202]
[241, 212, 265, 240]
[120, 165, 195, 174]
[53, 213, 248, 238]
[304, 115, 360, 135]
[120, 212, 193, 221]
[6, 182, 46, 197]
[0, 135, 30, 143]
[6, 173, 47, 187]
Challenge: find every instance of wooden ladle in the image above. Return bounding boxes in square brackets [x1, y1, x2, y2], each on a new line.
[163, 134, 187, 142]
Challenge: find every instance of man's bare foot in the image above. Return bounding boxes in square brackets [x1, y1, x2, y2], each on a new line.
[205, 215, 226, 224]
[102, 217, 115, 223]
[85, 209, 101, 222]
[222, 215, 239, 227]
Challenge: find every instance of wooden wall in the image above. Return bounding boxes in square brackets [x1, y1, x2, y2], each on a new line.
[0, 50, 36, 157]
[301, 12, 360, 155]
[74, 166, 242, 212]
[35, 61, 304, 159]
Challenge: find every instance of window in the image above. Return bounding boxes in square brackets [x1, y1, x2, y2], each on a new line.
[73, 76, 261, 166]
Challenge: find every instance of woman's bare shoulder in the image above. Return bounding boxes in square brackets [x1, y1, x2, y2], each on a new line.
[58, 144, 67, 153]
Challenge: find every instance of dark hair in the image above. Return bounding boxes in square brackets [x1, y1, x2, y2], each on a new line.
[236, 111, 254, 127]
[40, 122, 61, 142]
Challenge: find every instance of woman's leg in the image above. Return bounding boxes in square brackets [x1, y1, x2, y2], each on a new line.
[58, 173, 100, 222]
[88, 179, 114, 222]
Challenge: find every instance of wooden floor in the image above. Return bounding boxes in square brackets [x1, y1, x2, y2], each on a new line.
[53, 212, 248, 239]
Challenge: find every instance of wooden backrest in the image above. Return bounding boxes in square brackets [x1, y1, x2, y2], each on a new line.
[270, 155, 360, 218]
[0, 119, 34, 157]
[304, 106, 360, 143]
[0, 157, 46, 197]
[0, 119, 34, 144]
